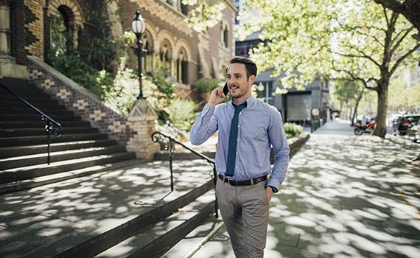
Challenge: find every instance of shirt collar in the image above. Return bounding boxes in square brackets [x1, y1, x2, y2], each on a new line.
[229, 95, 256, 110]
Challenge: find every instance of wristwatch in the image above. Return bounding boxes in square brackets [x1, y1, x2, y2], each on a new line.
[268, 185, 278, 193]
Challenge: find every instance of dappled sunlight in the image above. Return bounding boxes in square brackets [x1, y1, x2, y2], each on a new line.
[265, 134, 420, 258]
[0, 159, 214, 257]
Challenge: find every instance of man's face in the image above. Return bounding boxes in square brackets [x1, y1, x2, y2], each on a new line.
[226, 63, 255, 101]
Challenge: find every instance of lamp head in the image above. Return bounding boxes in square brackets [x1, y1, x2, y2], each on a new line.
[132, 10, 145, 35]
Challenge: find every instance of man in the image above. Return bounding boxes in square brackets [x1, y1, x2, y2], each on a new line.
[190, 56, 290, 257]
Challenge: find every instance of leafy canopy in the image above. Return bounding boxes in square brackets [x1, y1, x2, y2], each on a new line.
[236, 0, 419, 90]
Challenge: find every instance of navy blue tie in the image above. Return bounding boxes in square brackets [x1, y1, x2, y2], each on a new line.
[226, 102, 247, 177]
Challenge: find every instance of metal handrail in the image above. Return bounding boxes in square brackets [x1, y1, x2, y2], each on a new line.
[151, 131, 218, 218]
[0, 83, 61, 164]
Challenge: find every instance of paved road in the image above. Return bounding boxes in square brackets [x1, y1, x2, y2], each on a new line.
[191, 121, 420, 258]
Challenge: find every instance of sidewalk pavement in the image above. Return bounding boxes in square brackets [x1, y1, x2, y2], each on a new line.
[191, 121, 420, 258]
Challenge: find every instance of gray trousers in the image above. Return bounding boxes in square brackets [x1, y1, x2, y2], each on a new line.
[216, 177, 269, 258]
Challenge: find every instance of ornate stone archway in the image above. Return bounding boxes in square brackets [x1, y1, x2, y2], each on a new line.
[48, 0, 84, 50]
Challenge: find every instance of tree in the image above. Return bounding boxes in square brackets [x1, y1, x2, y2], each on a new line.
[332, 81, 365, 125]
[235, 0, 420, 138]
[374, 0, 420, 36]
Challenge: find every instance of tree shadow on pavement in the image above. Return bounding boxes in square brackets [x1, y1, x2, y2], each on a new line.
[0, 159, 214, 258]
[266, 135, 420, 258]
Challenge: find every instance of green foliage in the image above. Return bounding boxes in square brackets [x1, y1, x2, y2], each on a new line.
[234, 0, 420, 137]
[49, 0, 125, 99]
[80, 0, 124, 70]
[167, 98, 197, 131]
[284, 123, 303, 138]
[151, 74, 174, 96]
[388, 76, 420, 113]
[103, 58, 139, 115]
[48, 51, 112, 98]
[191, 77, 223, 93]
[331, 81, 364, 110]
[182, 0, 226, 32]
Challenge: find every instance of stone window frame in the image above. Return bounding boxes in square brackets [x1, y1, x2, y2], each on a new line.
[174, 39, 192, 84]
[162, 0, 189, 16]
[48, 0, 84, 51]
[220, 22, 229, 48]
[142, 30, 154, 73]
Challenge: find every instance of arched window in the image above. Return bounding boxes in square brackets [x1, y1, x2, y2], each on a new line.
[159, 39, 172, 74]
[180, 2, 189, 15]
[220, 23, 229, 48]
[177, 48, 188, 84]
[50, 6, 71, 54]
[142, 30, 153, 73]
[223, 25, 229, 48]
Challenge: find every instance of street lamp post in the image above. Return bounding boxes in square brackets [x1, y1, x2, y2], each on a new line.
[132, 10, 146, 99]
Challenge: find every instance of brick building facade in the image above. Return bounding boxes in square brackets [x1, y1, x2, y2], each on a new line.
[0, 0, 236, 85]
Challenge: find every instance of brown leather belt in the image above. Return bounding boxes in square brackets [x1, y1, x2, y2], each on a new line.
[218, 174, 267, 186]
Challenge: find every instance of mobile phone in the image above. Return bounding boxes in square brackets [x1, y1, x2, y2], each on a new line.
[223, 82, 228, 96]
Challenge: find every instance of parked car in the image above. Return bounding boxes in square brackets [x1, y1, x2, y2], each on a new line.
[394, 114, 420, 136]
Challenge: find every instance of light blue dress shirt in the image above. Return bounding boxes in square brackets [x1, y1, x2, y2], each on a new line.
[190, 95, 290, 189]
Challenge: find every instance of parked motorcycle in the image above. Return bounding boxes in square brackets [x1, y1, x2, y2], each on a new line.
[354, 119, 375, 135]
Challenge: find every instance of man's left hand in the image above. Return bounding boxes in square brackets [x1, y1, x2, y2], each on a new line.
[266, 187, 274, 202]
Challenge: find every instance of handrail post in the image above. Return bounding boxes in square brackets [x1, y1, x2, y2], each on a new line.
[45, 118, 52, 165]
[168, 139, 175, 192]
[151, 131, 218, 217]
[213, 166, 219, 218]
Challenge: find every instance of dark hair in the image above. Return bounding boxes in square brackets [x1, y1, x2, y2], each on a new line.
[229, 56, 257, 79]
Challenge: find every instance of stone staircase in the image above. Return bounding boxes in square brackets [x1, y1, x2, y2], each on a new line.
[0, 77, 137, 195]
[0, 77, 218, 258]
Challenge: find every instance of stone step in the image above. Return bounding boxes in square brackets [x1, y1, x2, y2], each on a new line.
[162, 215, 224, 258]
[0, 152, 136, 184]
[0, 99, 62, 109]
[0, 145, 126, 170]
[0, 120, 91, 129]
[0, 113, 81, 121]
[0, 94, 58, 102]
[0, 82, 47, 95]
[0, 161, 215, 258]
[96, 191, 216, 258]
[0, 133, 108, 147]
[0, 127, 99, 137]
[0, 159, 144, 195]
[0, 106, 74, 116]
[0, 139, 118, 159]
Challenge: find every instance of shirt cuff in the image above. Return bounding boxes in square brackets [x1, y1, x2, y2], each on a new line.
[267, 177, 281, 191]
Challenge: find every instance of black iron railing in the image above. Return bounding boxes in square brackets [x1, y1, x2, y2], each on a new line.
[151, 131, 218, 218]
[0, 83, 61, 164]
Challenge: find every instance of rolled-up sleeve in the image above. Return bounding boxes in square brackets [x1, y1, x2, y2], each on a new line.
[267, 108, 290, 189]
[190, 104, 218, 145]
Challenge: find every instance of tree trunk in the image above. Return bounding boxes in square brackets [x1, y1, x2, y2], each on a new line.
[351, 89, 365, 126]
[373, 86, 388, 138]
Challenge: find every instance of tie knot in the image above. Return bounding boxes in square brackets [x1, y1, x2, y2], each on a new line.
[233, 102, 247, 113]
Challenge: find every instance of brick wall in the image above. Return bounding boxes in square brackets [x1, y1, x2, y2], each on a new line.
[24, 0, 44, 59]
[27, 55, 160, 160]
[10, 0, 27, 65]
[27, 56, 134, 144]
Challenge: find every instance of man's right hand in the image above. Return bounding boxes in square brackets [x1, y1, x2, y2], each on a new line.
[208, 87, 227, 107]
